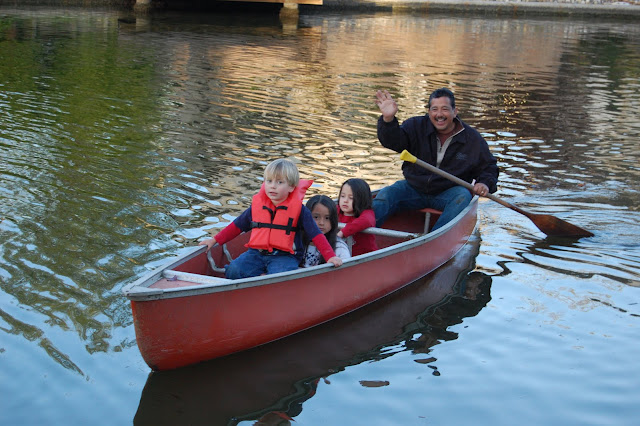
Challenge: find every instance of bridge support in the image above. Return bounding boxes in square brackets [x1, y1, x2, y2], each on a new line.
[134, 0, 152, 13]
[279, 0, 299, 22]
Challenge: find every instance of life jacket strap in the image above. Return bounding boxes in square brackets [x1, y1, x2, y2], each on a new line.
[250, 217, 297, 235]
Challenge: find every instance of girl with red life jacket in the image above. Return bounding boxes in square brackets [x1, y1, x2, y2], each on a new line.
[199, 159, 342, 279]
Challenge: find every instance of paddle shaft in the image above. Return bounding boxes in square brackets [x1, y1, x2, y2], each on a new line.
[408, 156, 528, 214]
[401, 150, 593, 237]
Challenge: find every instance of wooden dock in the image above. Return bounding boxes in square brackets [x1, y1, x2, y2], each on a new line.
[224, 0, 322, 4]
[134, 0, 323, 15]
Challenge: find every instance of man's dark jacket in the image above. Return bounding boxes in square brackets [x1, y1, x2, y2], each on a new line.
[377, 114, 499, 195]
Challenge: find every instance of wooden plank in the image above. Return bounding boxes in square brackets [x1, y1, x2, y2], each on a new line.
[337, 223, 421, 239]
[162, 270, 233, 286]
[222, 0, 323, 5]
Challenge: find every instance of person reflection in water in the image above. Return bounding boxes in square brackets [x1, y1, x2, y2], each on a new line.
[373, 88, 499, 231]
[253, 411, 294, 426]
[407, 272, 492, 355]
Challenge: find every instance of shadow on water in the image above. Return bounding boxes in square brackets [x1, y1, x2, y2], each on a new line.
[133, 235, 493, 425]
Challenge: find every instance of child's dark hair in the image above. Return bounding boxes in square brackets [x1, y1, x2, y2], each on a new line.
[340, 178, 373, 217]
[304, 195, 338, 256]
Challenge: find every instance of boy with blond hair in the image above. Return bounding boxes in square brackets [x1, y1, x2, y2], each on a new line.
[200, 159, 342, 279]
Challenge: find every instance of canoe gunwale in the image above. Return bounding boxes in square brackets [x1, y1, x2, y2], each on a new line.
[122, 197, 478, 302]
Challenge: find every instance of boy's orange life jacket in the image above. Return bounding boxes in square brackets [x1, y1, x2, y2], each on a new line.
[248, 179, 313, 253]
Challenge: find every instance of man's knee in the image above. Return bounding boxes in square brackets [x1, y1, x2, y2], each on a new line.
[373, 187, 396, 226]
[443, 186, 472, 207]
[452, 191, 472, 206]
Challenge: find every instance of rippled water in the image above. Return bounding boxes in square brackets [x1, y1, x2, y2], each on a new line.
[1, 7, 639, 425]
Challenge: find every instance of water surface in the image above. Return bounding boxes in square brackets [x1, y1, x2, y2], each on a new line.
[1, 7, 639, 425]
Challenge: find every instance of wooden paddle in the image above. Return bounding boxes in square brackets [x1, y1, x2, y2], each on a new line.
[399, 150, 594, 238]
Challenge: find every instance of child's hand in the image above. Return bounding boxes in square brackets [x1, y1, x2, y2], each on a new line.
[198, 238, 217, 251]
[337, 231, 344, 238]
[327, 256, 343, 267]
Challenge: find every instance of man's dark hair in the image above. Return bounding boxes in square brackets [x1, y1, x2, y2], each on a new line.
[428, 88, 456, 109]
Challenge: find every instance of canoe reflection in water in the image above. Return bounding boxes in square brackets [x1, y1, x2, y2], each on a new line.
[134, 234, 492, 425]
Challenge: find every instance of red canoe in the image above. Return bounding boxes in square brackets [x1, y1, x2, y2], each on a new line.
[123, 197, 479, 371]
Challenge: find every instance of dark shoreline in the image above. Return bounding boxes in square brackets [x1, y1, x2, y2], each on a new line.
[1, 0, 639, 19]
[317, 0, 640, 18]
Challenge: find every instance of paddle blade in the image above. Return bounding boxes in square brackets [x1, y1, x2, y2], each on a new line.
[528, 213, 594, 238]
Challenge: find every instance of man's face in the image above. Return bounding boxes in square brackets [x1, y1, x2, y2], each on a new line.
[428, 96, 458, 133]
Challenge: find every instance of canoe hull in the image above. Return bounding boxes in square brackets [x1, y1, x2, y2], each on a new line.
[134, 236, 483, 424]
[126, 199, 478, 370]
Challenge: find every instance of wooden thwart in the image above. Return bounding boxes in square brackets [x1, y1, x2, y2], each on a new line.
[162, 270, 232, 286]
[338, 223, 421, 239]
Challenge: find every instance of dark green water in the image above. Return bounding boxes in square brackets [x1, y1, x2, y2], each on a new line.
[1, 7, 639, 425]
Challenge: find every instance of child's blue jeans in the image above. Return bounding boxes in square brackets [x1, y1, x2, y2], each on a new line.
[225, 248, 300, 279]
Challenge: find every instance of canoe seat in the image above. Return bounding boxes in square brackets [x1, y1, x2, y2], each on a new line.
[161, 269, 232, 286]
[419, 208, 442, 233]
[342, 226, 421, 254]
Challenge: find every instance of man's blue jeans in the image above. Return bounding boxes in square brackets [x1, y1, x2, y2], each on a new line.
[225, 248, 300, 279]
[372, 180, 472, 231]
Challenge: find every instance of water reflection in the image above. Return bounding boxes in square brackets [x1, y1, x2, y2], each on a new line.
[133, 237, 490, 425]
[489, 232, 640, 288]
[1, 8, 639, 425]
